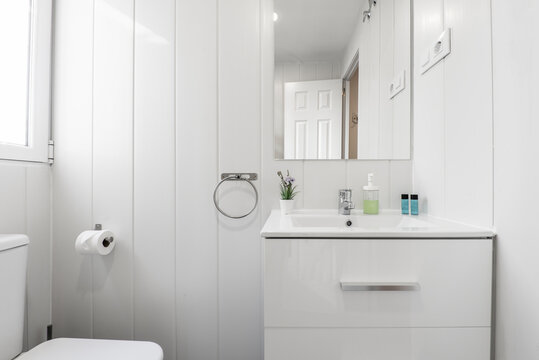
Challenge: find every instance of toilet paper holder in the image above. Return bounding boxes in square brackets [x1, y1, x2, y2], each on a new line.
[94, 224, 114, 248]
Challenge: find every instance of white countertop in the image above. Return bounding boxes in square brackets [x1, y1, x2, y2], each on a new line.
[260, 209, 495, 239]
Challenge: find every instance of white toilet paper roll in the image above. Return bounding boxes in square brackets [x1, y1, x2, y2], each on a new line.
[75, 230, 116, 255]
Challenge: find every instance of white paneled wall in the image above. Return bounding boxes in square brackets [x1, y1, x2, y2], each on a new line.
[93, 0, 134, 341]
[133, 0, 177, 357]
[492, 0, 539, 359]
[52, 0, 260, 359]
[50, 2, 539, 360]
[218, 0, 262, 359]
[412, 0, 493, 227]
[0, 162, 51, 350]
[52, 0, 94, 340]
[176, 0, 218, 359]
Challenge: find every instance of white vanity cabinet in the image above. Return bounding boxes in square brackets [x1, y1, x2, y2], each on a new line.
[263, 237, 493, 360]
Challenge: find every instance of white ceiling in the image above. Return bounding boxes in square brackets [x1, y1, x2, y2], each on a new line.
[274, 0, 363, 62]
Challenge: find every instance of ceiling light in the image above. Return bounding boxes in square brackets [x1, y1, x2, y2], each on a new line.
[273, 12, 279, 22]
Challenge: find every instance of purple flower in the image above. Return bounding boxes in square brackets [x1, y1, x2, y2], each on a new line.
[285, 176, 295, 185]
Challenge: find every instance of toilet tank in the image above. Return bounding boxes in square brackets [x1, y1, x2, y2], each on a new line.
[0, 234, 29, 360]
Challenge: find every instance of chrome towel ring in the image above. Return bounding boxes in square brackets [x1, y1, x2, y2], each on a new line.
[213, 173, 259, 219]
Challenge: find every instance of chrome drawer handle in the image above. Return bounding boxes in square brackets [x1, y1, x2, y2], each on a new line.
[340, 282, 420, 291]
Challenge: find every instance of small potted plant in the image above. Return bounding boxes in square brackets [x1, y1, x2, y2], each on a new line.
[277, 170, 298, 215]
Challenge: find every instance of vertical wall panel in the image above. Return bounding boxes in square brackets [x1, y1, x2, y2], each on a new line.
[492, 1, 539, 358]
[52, 0, 94, 339]
[366, 5, 380, 159]
[378, 0, 395, 158]
[392, 0, 411, 158]
[412, 0, 445, 217]
[133, 0, 176, 358]
[25, 164, 52, 348]
[443, 0, 493, 227]
[92, 0, 134, 339]
[175, 0, 219, 359]
[357, 19, 373, 158]
[218, 0, 262, 359]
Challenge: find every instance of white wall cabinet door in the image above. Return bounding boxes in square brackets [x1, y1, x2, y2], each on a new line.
[284, 79, 342, 159]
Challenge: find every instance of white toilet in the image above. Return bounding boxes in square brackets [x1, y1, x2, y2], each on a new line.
[0, 234, 163, 360]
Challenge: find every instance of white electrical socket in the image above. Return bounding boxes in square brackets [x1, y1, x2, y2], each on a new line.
[421, 28, 452, 75]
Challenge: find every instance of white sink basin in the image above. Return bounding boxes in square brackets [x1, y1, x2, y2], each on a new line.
[261, 209, 494, 238]
[290, 212, 434, 230]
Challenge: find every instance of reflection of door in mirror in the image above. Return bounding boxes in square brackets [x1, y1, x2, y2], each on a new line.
[348, 67, 359, 159]
[273, 0, 411, 160]
[284, 79, 342, 159]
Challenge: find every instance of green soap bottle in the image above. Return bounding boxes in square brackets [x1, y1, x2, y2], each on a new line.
[363, 173, 379, 215]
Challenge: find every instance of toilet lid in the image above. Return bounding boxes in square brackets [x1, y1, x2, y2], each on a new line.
[17, 338, 163, 360]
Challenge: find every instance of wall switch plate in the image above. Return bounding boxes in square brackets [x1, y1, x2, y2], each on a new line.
[389, 70, 406, 99]
[421, 28, 452, 74]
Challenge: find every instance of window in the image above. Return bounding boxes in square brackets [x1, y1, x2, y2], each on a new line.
[0, 0, 52, 162]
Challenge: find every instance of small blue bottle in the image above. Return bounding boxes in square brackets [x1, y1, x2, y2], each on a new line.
[401, 194, 409, 215]
[410, 194, 419, 215]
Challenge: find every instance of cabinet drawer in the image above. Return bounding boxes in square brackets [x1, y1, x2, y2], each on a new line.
[264, 238, 492, 328]
[265, 327, 491, 360]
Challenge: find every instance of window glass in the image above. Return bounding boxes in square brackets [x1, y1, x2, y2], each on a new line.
[0, 0, 32, 146]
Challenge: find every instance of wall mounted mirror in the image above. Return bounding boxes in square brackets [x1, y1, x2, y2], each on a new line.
[273, 0, 411, 160]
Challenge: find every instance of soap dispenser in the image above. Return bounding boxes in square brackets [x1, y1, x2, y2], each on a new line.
[363, 173, 379, 215]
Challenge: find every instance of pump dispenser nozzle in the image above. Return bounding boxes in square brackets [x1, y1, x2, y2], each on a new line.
[363, 173, 379, 191]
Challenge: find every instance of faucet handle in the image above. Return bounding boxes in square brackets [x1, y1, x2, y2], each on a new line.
[339, 189, 353, 201]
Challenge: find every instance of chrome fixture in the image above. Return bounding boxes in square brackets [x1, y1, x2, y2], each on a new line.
[213, 173, 259, 219]
[362, 0, 377, 22]
[340, 281, 420, 291]
[338, 189, 355, 215]
[362, 10, 371, 22]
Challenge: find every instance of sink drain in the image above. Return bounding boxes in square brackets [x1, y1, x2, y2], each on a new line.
[345, 220, 353, 227]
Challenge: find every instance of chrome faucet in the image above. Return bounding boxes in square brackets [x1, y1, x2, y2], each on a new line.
[338, 189, 355, 215]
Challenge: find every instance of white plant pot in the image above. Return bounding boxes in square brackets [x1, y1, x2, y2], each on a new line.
[280, 199, 295, 215]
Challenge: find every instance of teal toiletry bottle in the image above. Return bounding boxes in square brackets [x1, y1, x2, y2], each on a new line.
[401, 194, 409, 215]
[363, 173, 379, 215]
[410, 194, 419, 215]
